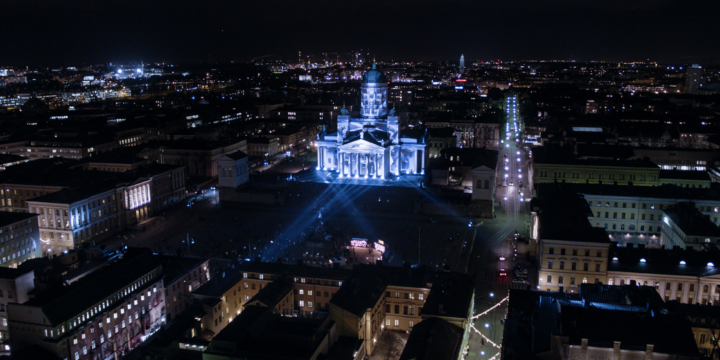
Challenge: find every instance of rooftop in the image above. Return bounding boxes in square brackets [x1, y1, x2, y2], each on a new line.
[19, 248, 161, 326]
[607, 246, 720, 277]
[0, 211, 37, 227]
[663, 202, 720, 237]
[399, 317, 464, 360]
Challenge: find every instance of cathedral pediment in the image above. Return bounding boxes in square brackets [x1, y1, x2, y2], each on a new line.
[339, 139, 385, 151]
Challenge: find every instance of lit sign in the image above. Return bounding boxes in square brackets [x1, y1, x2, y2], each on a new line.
[350, 238, 368, 247]
[455, 86, 464, 90]
[456, 79, 467, 82]
[374, 242, 386, 253]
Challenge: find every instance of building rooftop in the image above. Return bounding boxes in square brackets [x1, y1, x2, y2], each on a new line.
[246, 278, 293, 308]
[399, 317, 464, 360]
[207, 305, 331, 359]
[503, 285, 700, 360]
[534, 183, 611, 243]
[0, 211, 37, 227]
[557, 182, 720, 201]
[154, 255, 208, 285]
[223, 150, 249, 161]
[663, 202, 720, 237]
[659, 169, 711, 182]
[420, 272, 475, 320]
[607, 246, 720, 277]
[27, 181, 117, 205]
[19, 248, 161, 326]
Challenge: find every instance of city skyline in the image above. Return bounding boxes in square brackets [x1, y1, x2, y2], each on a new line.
[3, 0, 720, 66]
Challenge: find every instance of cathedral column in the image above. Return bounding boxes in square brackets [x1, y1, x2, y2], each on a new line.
[320, 147, 324, 168]
[420, 149, 425, 174]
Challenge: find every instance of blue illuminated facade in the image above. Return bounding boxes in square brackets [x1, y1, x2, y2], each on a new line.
[316, 65, 426, 179]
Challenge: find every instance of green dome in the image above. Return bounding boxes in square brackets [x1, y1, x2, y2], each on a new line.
[362, 64, 387, 84]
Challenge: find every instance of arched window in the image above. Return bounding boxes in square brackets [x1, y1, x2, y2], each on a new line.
[629, 224, 635, 231]
[648, 225, 653, 232]
[604, 223, 608, 229]
[666, 283, 671, 291]
[655, 282, 660, 289]
[640, 225, 645, 231]
[612, 224, 617, 230]
[621, 224, 625, 231]
[547, 275, 552, 284]
[582, 277, 588, 284]
[558, 276, 564, 284]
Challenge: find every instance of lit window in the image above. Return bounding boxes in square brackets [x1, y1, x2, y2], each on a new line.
[308, 290, 313, 296]
[394, 320, 399, 327]
[308, 302, 313, 308]
[299, 300, 305, 307]
[299, 289, 304, 295]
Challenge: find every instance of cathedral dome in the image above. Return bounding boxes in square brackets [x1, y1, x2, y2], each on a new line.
[362, 64, 387, 84]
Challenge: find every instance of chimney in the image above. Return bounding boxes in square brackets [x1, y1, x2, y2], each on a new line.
[645, 344, 654, 360]
[613, 342, 621, 360]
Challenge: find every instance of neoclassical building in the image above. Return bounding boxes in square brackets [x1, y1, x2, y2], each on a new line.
[316, 65, 426, 179]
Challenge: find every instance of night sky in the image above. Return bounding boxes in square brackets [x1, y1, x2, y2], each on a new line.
[3, 0, 720, 67]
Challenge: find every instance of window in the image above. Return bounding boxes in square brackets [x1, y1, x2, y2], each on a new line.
[690, 284, 695, 292]
[547, 260, 553, 269]
[704, 285, 709, 293]
[678, 283, 683, 291]
[395, 305, 400, 313]
[583, 263, 589, 271]
[419, 293, 424, 300]
[559, 261, 565, 270]
[558, 276, 564, 284]
[582, 277, 588, 284]
[308, 302, 313, 308]
[571, 262, 577, 270]
[394, 319, 399, 327]
[299, 300, 304, 307]
[570, 277, 576, 285]
[547, 275, 552, 284]
[75, 351, 80, 360]
[299, 289, 304, 295]
[572, 249, 577, 256]
[596, 250, 602, 257]
[548, 248, 554, 255]
[666, 283, 671, 291]
[409, 321, 414, 328]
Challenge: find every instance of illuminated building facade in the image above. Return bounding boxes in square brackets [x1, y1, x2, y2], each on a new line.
[316, 65, 426, 179]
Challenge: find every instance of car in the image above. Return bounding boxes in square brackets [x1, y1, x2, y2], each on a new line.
[499, 254, 506, 261]
[330, 257, 347, 267]
[509, 182, 514, 186]
[499, 270, 507, 277]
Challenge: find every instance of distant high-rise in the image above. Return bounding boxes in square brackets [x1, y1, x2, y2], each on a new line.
[685, 64, 703, 94]
[459, 54, 465, 73]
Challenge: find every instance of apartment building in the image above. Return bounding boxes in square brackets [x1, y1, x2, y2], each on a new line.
[533, 155, 661, 187]
[27, 184, 120, 255]
[247, 137, 279, 157]
[0, 267, 34, 355]
[537, 183, 720, 248]
[156, 255, 210, 323]
[7, 248, 166, 360]
[0, 212, 41, 268]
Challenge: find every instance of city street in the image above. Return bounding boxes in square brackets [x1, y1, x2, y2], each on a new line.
[463, 95, 533, 359]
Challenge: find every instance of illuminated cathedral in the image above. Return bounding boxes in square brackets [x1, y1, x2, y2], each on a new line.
[316, 65, 426, 179]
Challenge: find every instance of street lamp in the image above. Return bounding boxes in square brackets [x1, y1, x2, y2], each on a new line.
[490, 292, 494, 297]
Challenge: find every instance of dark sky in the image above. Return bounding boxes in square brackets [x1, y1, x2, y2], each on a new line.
[3, 0, 720, 67]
